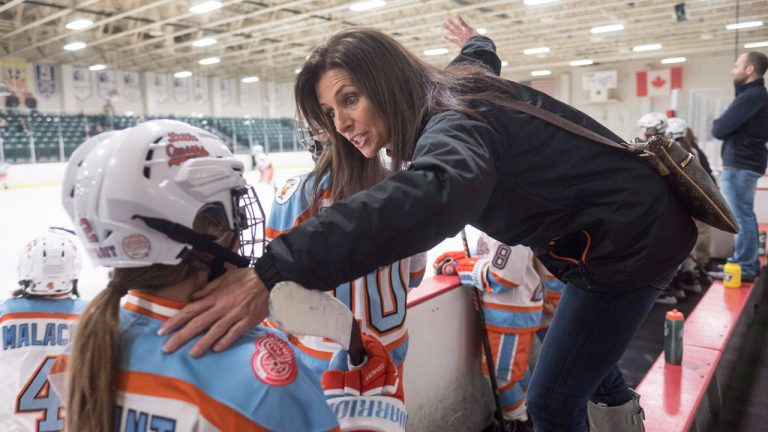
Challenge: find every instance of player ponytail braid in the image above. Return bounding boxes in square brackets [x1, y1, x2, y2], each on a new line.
[67, 278, 129, 432]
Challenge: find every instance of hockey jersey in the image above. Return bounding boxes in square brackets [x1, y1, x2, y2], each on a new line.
[50, 291, 339, 432]
[267, 174, 426, 377]
[0, 297, 87, 432]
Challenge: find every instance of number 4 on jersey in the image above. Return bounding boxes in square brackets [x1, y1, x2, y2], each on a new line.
[16, 356, 64, 432]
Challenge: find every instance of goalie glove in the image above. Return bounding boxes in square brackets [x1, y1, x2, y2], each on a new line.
[433, 251, 489, 290]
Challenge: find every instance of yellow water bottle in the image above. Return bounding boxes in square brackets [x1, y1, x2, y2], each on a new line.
[723, 261, 741, 288]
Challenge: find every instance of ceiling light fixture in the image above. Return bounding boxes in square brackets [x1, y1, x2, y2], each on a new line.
[88, 64, 107, 71]
[242, 76, 260, 83]
[661, 57, 686, 64]
[632, 43, 662, 52]
[423, 47, 449, 56]
[569, 59, 594, 66]
[531, 70, 552, 76]
[590, 24, 624, 34]
[198, 57, 221, 65]
[192, 37, 217, 48]
[500, 61, 509, 67]
[65, 18, 93, 31]
[174, 71, 193, 78]
[189, 1, 223, 14]
[523, 46, 550, 55]
[744, 40, 768, 48]
[523, 0, 559, 5]
[476, 27, 487, 35]
[63, 42, 87, 51]
[348, 0, 386, 12]
[726, 21, 763, 30]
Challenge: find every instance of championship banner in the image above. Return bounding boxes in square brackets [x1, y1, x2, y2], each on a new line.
[35, 64, 57, 99]
[122, 71, 141, 102]
[1, 57, 28, 93]
[96, 70, 117, 100]
[72, 67, 92, 100]
[154, 74, 168, 104]
[173, 76, 190, 103]
[636, 67, 682, 97]
[219, 78, 232, 106]
[193, 76, 208, 104]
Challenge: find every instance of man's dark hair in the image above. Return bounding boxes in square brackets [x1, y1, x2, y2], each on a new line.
[746, 51, 768, 77]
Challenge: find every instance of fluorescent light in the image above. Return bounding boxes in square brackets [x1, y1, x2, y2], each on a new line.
[632, 43, 662, 52]
[189, 1, 222, 14]
[88, 64, 107, 71]
[174, 71, 192, 78]
[192, 37, 217, 47]
[294, 68, 302, 74]
[524, 0, 558, 5]
[745, 40, 768, 48]
[531, 70, 552, 76]
[198, 56, 220, 65]
[661, 57, 686, 64]
[590, 24, 624, 34]
[63, 42, 87, 51]
[65, 18, 93, 31]
[349, 0, 386, 11]
[726, 21, 763, 30]
[500, 61, 509, 67]
[423, 47, 449, 56]
[523, 46, 550, 55]
[241, 76, 259, 83]
[569, 59, 594, 66]
[476, 27, 487, 35]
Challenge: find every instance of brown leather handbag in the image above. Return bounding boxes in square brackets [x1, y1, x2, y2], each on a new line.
[504, 98, 739, 234]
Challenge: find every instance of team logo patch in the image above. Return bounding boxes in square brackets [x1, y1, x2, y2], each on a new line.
[275, 176, 301, 205]
[122, 234, 151, 260]
[251, 333, 298, 386]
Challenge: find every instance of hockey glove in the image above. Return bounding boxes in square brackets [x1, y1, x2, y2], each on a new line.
[433, 251, 488, 290]
[321, 333, 401, 400]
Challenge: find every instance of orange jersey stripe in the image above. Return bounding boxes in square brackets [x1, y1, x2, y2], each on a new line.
[490, 274, 520, 289]
[485, 323, 540, 334]
[0, 312, 80, 324]
[123, 302, 171, 322]
[128, 290, 186, 309]
[267, 189, 332, 240]
[481, 303, 542, 313]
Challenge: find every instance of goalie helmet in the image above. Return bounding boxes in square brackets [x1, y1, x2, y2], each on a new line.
[68, 119, 265, 269]
[18, 230, 82, 296]
[61, 131, 121, 222]
[637, 112, 668, 137]
[667, 117, 688, 139]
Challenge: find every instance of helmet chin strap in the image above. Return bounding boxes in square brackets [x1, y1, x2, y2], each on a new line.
[132, 215, 251, 278]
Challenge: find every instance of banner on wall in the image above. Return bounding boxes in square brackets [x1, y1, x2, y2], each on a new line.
[173, 77, 190, 103]
[97, 70, 117, 100]
[193, 77, 208, 104]
[1, 57, 28, 93]
[636, 67, 682, 97]
[122, 71, 141, 102]
[239, 80, 249, 107]
[73, 67, 92, 100]
[219, 78, 232, 106]
[154, 74, 168, 104]
[34, 64, 57, 99]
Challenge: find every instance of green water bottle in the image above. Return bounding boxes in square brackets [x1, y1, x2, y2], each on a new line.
[664, 309, 684, 365]
[760, 230, 766, 256]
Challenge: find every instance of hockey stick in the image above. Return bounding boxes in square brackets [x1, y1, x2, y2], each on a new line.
[461, 229, 507, 430]
[269, 281, 365, 365]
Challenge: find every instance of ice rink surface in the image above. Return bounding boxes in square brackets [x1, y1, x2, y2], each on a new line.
[1, 151, 473, 299]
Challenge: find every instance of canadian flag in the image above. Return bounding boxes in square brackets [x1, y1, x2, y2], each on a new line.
[636, 67, 682, 97]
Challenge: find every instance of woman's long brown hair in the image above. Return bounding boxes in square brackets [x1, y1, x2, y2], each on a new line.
[66, 208, 230, 431]
[295, 27, 517, 215]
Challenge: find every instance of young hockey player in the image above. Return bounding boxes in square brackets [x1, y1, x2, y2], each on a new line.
[0, 230, 86, 432]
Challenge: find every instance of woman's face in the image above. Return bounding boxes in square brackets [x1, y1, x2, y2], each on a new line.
[316, 68, 390, 159]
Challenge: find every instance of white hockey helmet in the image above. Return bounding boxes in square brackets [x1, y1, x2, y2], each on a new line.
[62, 131, 121, 222]
[296, 117, 327, 162]
[637, 112, 668, 137]
[18, 229, 82, 296]
[667, 117, 688, 139]
[68, 119, 265, 269]
[253, 144, 265, 154]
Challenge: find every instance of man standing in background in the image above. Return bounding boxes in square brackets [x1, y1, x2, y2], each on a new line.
[712, 51, 768, 281]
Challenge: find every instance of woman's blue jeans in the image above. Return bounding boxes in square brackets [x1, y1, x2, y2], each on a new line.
[721, 168, 762, 277]
[527, 270, 674, 431]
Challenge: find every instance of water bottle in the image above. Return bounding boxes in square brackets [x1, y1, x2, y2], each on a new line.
[664, 309, 684, 365]
[723, 261, 741, 289]
[760, 230, 767, 256]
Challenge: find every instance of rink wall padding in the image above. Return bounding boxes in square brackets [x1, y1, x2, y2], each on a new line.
[404, 276, 495, 431]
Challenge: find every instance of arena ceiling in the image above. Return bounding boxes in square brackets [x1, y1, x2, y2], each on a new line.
[0, 0, 766, 82]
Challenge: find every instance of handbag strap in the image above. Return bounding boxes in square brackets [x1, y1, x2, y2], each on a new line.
[504, 98, 633, 152]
